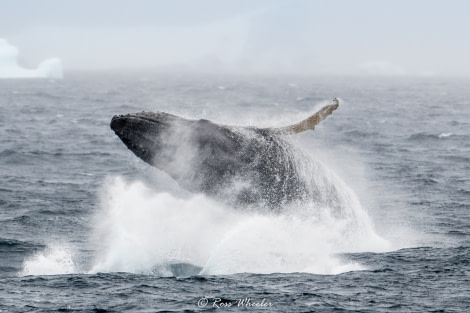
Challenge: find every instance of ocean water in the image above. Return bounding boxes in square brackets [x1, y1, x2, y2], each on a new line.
[0, 72, 469, 312]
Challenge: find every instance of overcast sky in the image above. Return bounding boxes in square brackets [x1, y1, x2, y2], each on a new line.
[1, 0, 469, 76]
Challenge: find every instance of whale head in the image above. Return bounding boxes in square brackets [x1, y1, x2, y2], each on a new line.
[110, 112, 248, 195]
[111, 112, 186, 165]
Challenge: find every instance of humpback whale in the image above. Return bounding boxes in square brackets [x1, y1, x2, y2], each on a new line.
[110, 99, 340, 209]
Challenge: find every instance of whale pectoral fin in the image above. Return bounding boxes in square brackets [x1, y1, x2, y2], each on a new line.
[268, 98, 340, 135]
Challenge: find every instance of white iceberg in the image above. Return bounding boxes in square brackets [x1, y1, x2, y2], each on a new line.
[0, 39, 63, 79]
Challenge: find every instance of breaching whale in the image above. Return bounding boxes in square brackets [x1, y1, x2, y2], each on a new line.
[110, 99, 340, 209]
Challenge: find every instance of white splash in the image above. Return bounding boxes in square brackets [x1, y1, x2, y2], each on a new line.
[0, 39, 63, 79]
[21, 244, 75, 276]
[89, 174, 390, 276]
[89, 177, 239, 274]
[438, 132, 452, 138]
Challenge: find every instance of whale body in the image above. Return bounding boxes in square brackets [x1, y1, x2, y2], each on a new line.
[110, 99, 340, 209]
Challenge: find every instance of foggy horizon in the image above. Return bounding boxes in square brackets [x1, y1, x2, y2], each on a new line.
[1, 0, 470, 77]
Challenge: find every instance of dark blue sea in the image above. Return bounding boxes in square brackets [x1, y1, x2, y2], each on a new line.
[1, 73, 469, 312]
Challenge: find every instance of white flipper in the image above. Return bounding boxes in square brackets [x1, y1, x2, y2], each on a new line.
[267, 98, 340, 135]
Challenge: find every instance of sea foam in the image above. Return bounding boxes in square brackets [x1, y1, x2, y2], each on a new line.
[88, 171, 390, 276]
[21, 244, 75, 276]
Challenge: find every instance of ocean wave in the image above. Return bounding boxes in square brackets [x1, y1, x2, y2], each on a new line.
[0, 149, 30, 165]
[407, 132, 461, 141]
[0, 238, 46, 277]
[0, 238, 45, 251]
[345, 130, 380, 139]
